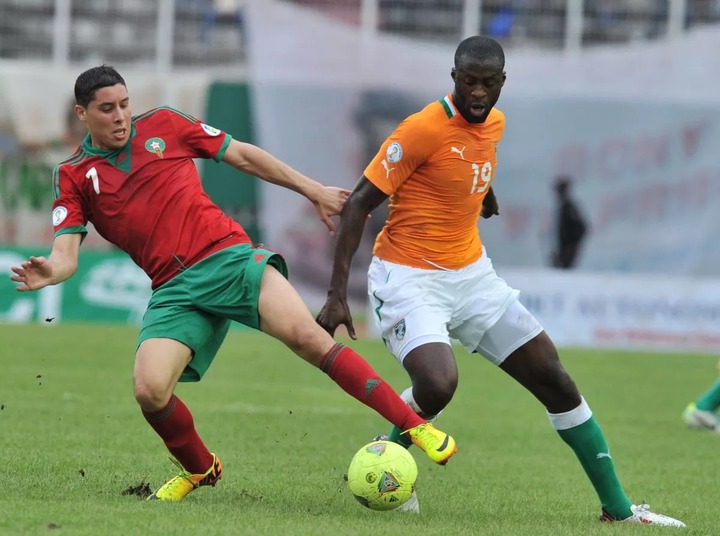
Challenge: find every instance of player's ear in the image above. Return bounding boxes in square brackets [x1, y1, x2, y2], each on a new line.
[501, 71, 507, 87]
[451, 68, 457, 82]
[75, 105, 87, 123]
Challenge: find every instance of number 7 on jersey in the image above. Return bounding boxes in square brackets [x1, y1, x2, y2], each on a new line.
[85, 167, 100, 194]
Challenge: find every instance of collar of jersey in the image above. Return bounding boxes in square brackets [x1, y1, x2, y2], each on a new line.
[444, 93, 488, 127]
[81, 125, 136, 172]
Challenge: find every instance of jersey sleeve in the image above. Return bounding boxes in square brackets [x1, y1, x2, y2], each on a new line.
[491, 108, 506, 146]
[51, 165, 88, 240]
[364, 111, 442, 195]
[166, 108, 233, 162]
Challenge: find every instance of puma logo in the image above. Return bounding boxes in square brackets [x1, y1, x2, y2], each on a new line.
[450, 145, 466, 160]
[381, 159, 395, 178]
[596, 452, 612, 460]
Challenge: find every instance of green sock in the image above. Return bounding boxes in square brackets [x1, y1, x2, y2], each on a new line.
[557, 416, 632, 519]
[388, 425, 413, 448]
[696, 378, 720, 411]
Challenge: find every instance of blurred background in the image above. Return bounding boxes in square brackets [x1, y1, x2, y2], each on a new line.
[1, 0, 719, 354]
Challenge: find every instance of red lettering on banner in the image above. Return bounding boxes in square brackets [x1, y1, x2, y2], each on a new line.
[553, 119, 713, 179]
[593, 327, 720, 350]
[681, 121, 710, 158]
[594, 167, 720, 231]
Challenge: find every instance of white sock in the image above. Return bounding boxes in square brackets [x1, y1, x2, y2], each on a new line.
[546, 396, 593, 431]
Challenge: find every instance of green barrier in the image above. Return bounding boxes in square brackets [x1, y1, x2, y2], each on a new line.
[201, 82, 262, 243]
[0, 247, 150, 325]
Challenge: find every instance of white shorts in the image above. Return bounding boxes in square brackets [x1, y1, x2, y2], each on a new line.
[368, 252, 542, 366]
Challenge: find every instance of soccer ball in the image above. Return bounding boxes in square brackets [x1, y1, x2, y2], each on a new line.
[347, 440, 418, 511]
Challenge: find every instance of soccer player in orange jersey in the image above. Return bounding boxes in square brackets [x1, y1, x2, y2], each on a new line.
[317, 36, 684, 526]
[9, 65, 457, 502]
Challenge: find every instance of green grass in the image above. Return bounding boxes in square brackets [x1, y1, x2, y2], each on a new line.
[1, 323, 718, 535]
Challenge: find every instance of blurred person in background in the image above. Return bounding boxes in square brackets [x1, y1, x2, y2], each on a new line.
[0, 98, 86, 245]
[551, 175, 588, 269]
[9, 65, 458, 502]
[317, 35, 684, 526]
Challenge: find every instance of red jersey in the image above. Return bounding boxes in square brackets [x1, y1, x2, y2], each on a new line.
[51, 107, 251, 288]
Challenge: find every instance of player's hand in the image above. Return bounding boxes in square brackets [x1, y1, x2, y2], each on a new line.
[481, 186, 499, 219]
[316, 291, 357, 340]
[312, 186, 351, 236]
[10, 256, 54, 291]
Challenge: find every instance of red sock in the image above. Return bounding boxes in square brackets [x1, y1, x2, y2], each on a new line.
[142, 395, 213, 474]
[320, 343, 425, 431]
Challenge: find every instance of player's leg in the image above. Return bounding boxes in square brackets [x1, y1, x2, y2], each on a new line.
[476, 300, 684, 526]
[366, 257, 460, 451]
[257, 264, 455, 463]
[491, 321, 633, 518]
[682, 360, 720, 430]
[401, 344, 458, 417]
[136, 279, 229, 501]
[134, 337, 223, 501]
[384, 343, 458, 449]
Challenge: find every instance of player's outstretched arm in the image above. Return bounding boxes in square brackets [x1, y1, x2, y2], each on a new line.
[316, 176, 388, 339]
[10, 233, 81, 291]
[222, 139, 350, 234]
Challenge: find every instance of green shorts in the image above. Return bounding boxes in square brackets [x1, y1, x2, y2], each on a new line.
[138, 244, 287, 382]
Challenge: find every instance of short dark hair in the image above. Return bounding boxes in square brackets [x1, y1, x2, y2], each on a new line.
[454, 36, 505, 69]
[74, 65, 126, 108]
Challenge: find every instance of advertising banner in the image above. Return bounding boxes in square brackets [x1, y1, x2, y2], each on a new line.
[503, 268, 720, 354]
[0, 247, 150, 325]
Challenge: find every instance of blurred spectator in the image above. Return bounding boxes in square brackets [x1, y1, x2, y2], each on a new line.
[551, 175, 588, 269]
[200, 0, 245, 46]
[487, 1, 514, 38]
[0, 97, 87, 244]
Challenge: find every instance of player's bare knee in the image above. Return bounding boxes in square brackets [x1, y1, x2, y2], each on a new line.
[133, 379, 172, 411]
[540, 362, 581, 410]
[555, 367, 581, 400]
[285, 322, 331, 363]
[536, 357, 574, 387]
[415, 375, 457, 415]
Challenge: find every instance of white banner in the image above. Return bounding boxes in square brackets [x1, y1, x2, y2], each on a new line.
[502, 268, 720, 353]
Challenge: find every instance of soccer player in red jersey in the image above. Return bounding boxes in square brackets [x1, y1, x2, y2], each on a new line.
[9, 65, 457, 501]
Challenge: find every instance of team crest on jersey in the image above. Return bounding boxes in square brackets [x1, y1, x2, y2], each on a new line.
[386, 142, 402, 163]
[201, 123, 222, 137]
[145, 137, 166, 158]
[393, 319, 406, 340]
[52, 206, 68, 226]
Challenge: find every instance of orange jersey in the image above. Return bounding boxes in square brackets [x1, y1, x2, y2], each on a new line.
[365, 94, 505, 270]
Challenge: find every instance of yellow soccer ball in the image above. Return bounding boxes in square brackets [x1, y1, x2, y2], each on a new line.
[347, 440, 418, 511]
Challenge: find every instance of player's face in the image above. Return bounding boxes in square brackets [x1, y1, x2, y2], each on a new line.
[77, 84, 132, 150]
[451, 59, 505, 124]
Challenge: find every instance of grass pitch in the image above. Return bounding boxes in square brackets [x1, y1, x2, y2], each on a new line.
[1, 323, 718, 535]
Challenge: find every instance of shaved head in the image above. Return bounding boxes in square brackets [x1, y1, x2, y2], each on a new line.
[454, 36, 505, 69]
